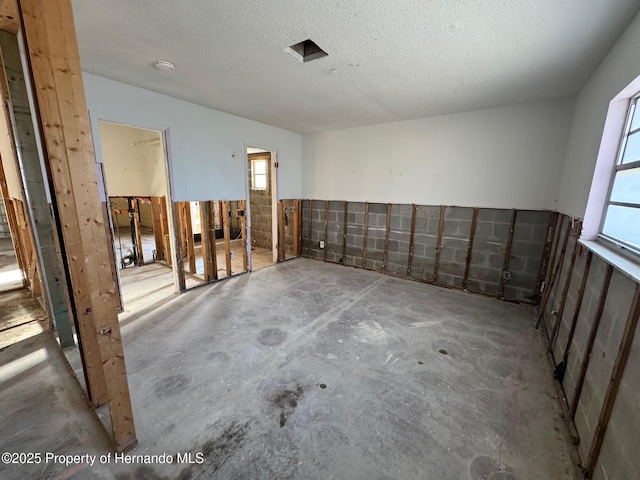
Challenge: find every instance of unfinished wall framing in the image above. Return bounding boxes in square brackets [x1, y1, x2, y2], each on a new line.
[538, 212, 640, 480]
[301, 200, 553, 304]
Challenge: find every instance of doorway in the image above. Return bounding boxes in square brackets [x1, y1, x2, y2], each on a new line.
[247, 147, 276, 271]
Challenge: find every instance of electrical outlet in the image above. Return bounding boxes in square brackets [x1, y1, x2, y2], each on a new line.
[502, 271, 512, 280]
[320, 240, 325, 249]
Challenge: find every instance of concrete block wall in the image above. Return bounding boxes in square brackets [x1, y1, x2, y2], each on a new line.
[249, 189, 272, 249]
[540, 212, 640, 480]
[0, 199, 10, 238]
[301, 200, 552, 304]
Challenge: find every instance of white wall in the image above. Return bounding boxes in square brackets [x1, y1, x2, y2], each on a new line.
[83, 73, 302, 202]
[302, 98, 575, 210]
[99, 122, 166, 197]
[556, 12, 640, 219]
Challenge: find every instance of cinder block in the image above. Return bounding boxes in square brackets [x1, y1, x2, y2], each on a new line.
[517, 210, 551, 226]
[369, 203, 387, 214]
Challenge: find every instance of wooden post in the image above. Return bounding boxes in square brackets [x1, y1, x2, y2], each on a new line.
[239, 200, 248, 271]
[536, 218, 571, 329]
[131, 198, 144, 265]
[462, 207, 478, 289]
[407, 204, 417, 277]
[199, 201, 217, 281]
[151, 196, 165, 261]
[278, 200, 286, 262]
[535, 212, 559, 304]
[341, 201, 348, 263]
[307, 200, 313, 256]
[548, 240, 580, 353]
[18, 0, 136, 449]
[170, 201, 185, 291]
[362, 202, 370, 268]
[294, 199, 301, 257]
[222, 201, 232, 276]
[433, 205, 446, 283]
[570, 264, 613, 418]
[382, 203, 391, 272]
[497, 209, 517, 298]
[585, 283, 640, 479]
[323, 200, 329, 262]
[559, 251, 592, 366]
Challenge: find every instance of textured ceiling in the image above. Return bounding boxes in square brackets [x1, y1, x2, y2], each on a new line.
[72, 0, 640, 134]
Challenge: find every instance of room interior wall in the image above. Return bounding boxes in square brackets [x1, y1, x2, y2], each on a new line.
[555, 11, 640, 219]
[301, 98, 575, 211]
[84, 73, 303, 203]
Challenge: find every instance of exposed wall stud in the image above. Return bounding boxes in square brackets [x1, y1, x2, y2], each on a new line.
[463, 207, 479, 289]
[342, 201, 348, 263]
[199, 201, 217, 281]
[222, 201, 232, 276]
[382, 203, 391, 272]
[323, 200, 329, 262]
[535, 212, 559, 303]
[570, 264, 613, 418]
[548, 240, 580, 353]
[498, 209, 517, 298]
[293, 199, 301, 256]
[362, 202, 370, 268]
[432, 205, 446, 283]
[240, 200, 248, 271]
[407, 204, 417, 276]
[585, 283, 640, 479]
[131, 198, 144, 265]
[307, 200, 313, 255]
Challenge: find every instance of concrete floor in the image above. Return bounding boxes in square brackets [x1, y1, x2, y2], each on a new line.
[1, 258, 579, 479]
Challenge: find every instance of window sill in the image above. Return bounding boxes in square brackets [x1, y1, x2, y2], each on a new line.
[579, 239, 640, 284]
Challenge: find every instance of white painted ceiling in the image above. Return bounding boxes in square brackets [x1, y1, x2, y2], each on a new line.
[72, 0, 640, 134]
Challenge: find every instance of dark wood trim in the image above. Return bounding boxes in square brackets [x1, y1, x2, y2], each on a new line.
[323, 200, 329, 262]
[362, 202, 370, 268]
[382, 203, 391, 272]
[342, 201, 348, 263]
[498, 209, 517, 298]
[463, 207, 479, 289]
[432, 205, 446, 283]
[407, 204, 417, 276]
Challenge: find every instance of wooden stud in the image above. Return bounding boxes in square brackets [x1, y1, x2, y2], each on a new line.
[341, 201, 348, 264]
[323, 200, 329, 262]
[170, 201, 185, 291]
[382, 203, 391, 272]
[548, 239, 580, 353]
[432, 205, 446, 283]
[585, 283, 640, 479]
[185, 202, 196, 273]
[131, 198, 144, 265]
[293, 199, 301, 257]
[463, 207, 479, 289]
[362, 202, 370, 268]
[570, 264, 613, 418]
[199, 201, 217, 281]
[307, 200, 313, 256]
[240, 200, 248, 271]
[534, 212, 559, 303]
[560, 251, 593, 365]
[407, 204, 417, 276]
[498, 209, 517, 298]
[18, 0, 135, 449]
[150, 197, 165, 261]
[536, 218, 571, 329]
[221, 201, 232, 276]
[278, 200, 286, 262]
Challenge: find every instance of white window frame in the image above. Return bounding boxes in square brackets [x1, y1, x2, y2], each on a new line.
[597, 94, 640, 259]
[250, 158, 268, 192]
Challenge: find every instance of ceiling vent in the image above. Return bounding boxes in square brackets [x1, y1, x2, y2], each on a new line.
[285, 39, 328, 63]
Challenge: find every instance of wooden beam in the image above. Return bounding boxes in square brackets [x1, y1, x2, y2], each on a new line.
[535, 212, 559, 304]
[548, 239, 580, 353]
[199, 201, 216, 281]
[222, 201, 232, 276]
[18, 0, 135, 449]
[323, 200, 329, 262]
[407, 204, 417, 277]
[294, 199, 301, 257]
[560, 251, 593, 365]
[239, 200, 247, 271]
[570, 264, 613, 418]
[362, 202, 369, 268]
[585, 283, 640, 479]
[432, 205, 446, 283]
[382, 203, 391, 272]
[131, 198, 144, 265]
[462, 207, 478, 289]
[0, 0, 18, 34]
[307, 200, 312, 256]
[341, 201, 348, 263]
[497, 209, 517, 298]
[150, 197, 165, 261]
[536, 218, 571, 329]
[170, 201, 185, 290]
[278, 200, 286, 262]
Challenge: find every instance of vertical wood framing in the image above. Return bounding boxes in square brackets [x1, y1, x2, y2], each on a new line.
[560, 251, 593, 363]
[278, 200, 285, 262]
[222, 201, 232, 276]
[182, 202, 195, 273]
[382, 203, 391, 272]
[293, 199, 301, 257]
[240, 200, 248, 271]
[131, 198, 144, 265]
[170, 201, 185, 290]
[362, 202, 370, 268]
[462, 207, 479, 289]
[199, 201, 217, 282]
[585, 283, 640, 479]
[150, 197, 165, 261]
[570, 264, 614, 418]
[307, 200, 313, 255]
[432, 205, 446, 283]
[407, 204, 417, 276]
[536, 218, 572, 329]
[342, 201, 348, 263]
[535, 212, 559, 303]
[548, 240, 580, 353]
[19, 0, 136, 449]
[498, 209, 517, 298]
[323, 200, 329, 262]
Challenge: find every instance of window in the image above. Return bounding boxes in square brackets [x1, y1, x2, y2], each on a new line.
[600, 95, 640, 256]
[250, 159, 268, 191]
